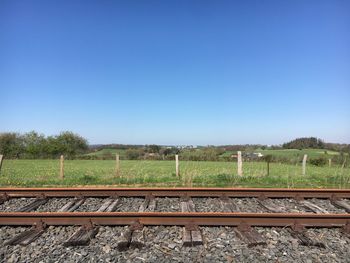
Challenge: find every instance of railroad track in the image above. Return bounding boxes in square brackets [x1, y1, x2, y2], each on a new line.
[1, 187, 350, 249]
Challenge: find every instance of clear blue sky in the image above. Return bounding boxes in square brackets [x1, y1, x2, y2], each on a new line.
[1, 1, 349, 145]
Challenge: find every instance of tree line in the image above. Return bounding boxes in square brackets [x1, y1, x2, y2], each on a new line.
[0, 131, 88, 159]
[282, 137, 325, 149]
[282, 137, 350, 153]
[1, 131, 349, 164]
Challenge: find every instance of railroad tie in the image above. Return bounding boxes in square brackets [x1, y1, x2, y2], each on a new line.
[234, 223, 266, 247]
[117, 222, 144, 251]
[105, 197, 121, 212]
[130, 222, 145, 249]
[219, 196, 239, 212]
[139, 195, 156, 212]
[257, 199, 286, 213]
[299, 200, 329, 214]
[63, 222, 99, 246]
[289, 224, 325, 248]
[0, 193, 9, 205]
[182, 227, 192, 246]
[138, 199, 149, 212]
[117, 198, 156, 250]
[117, 228, 132, 251]
[148, 198, 157, 211]
[181, 198, 203, 247]
[58, 197, 85, 212]
[330, 197, 350, 213]
[97, 198, 113, 212]
[183, 224, 203, 247]
[5, 222, 46, 246]
[97, 196, 120, 212]
[191, 228, 202, 246]
[180, 197, 195, 213]
[17, 196, 48, 212]
[342, 222, 350, 236]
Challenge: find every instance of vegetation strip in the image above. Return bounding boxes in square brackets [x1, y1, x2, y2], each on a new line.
[1, 158, 349, 188]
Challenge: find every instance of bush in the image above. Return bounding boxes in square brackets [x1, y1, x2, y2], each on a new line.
[0, 131, 88, 159]
[0, 132, 24, 158]
[309, 157, 327, 166]
[125, 149, 144, 160]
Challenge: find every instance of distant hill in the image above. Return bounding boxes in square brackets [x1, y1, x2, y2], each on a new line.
[86, 137, 349, 161]
[282, 137, 325, 149]
[282, 137, 350, 153]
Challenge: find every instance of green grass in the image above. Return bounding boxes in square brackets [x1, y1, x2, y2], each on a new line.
[256, 148, 340, 158]
[85, 148, 127, 158]
[0, 159, 349, 188]
[221, 148, 341, 158]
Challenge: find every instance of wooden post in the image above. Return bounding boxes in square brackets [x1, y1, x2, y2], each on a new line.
[302, 154, 307, 176]
[175, 154, 180, 178]
[60, 155, 64, 179]
[265, 155, 272, 176]
[115, 154, 120, 177]
[237, 151, 243, 176]
[328, 159, 332, 167]
[0, 155, 3, 174]
[341, 157, 347, 170]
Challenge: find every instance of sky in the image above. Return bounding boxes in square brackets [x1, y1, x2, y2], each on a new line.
[0, 0, 349, 145]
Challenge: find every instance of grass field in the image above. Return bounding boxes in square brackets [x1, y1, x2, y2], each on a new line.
[0, 159, 349, 188]
[220, 148, 341, 158]
[85, 148, 127, 158]
[256, 148, 340, 158]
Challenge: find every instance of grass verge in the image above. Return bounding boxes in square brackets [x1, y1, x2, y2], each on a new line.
[0, 160, 349, 188]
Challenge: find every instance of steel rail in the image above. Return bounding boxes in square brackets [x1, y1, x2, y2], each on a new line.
[1, 187, 350, 198]
[0, 212, 349, 227]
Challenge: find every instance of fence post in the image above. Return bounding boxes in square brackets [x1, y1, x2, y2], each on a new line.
[237, 151, 243, 176]
[60, 155, 64, 179]
[329, 159, 332, 167]
[302, 154, 307, 176]
[175, 154, 180, 178]
[115, 154, 120, 177]
[0, 155, 3, 174]
[341, 157, 347, 170]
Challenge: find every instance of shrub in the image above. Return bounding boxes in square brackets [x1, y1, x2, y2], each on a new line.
[0, 132, 24, 158]
[309, 157, 327, 166]
[125, 148, 144, 160]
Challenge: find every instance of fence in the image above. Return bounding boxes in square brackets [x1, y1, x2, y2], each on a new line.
[0, 153, 349, 188]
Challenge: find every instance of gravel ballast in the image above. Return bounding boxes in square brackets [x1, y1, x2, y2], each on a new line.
[36, 198, 73, 212]
[154, 198, 180, 212]
[1, 196, 350, 262]
[116, 198, 144, 212]
[1, 197, 349, 213]
[0, 226, 349, 262]
[0, 198, 36, 212]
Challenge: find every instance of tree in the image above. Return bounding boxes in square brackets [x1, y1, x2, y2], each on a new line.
[0, 131, 89, 159]
[283, 137, 325, 149]
[160, 147, 179, 156]
[54, 131, 89, 158]
[147, 144, 160, 153]
[0, 132, 24, 158]
[44, 136, 61, 157]
[23, 131, 46, 158]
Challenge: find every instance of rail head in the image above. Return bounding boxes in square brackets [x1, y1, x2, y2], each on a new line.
[0, 212, 349, 228]
[1, 187, 350, 198]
